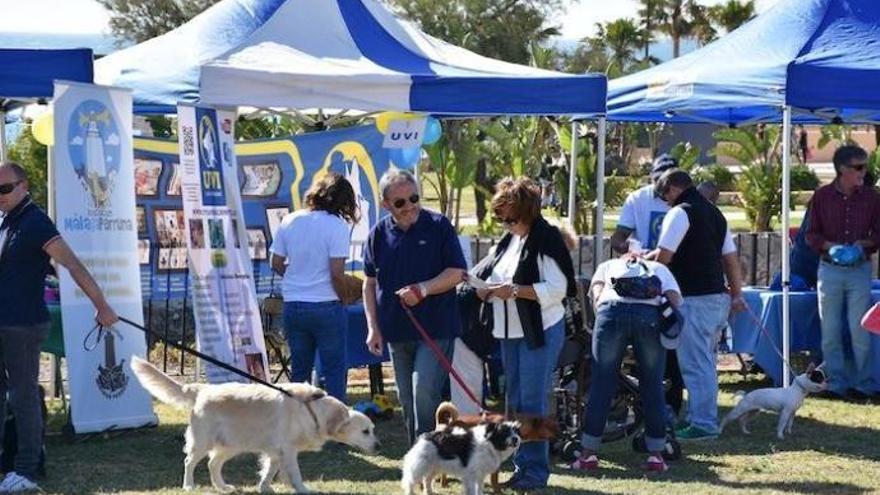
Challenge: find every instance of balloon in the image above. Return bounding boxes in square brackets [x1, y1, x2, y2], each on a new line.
[422, 117, 442, 145]
[389, 147, 421, 168]
[32, 111, 54, 146]
[375, 111, 419, 134]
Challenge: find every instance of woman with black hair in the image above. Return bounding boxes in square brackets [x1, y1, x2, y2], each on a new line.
[269, 172, 359, 402]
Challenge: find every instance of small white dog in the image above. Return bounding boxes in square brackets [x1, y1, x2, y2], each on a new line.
[720, 363, 827, 439]
[130, 356, 379, 493]
[401, 421, 521, 495]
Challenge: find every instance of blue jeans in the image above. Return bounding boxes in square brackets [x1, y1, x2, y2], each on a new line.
[499, 320, 564, 487]
[582, 302, 667, 453]
[818, 261, 875, 394]
[284, 301, 348, 402]
[389, 338, 454, 445]
[677, 293, 730, 434]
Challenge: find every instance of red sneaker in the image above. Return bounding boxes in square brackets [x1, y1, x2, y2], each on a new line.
[569, 454, 599, 471]
[642, 455, 669, 473]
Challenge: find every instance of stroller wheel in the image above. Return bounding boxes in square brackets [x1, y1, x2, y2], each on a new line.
[560, 438, 582, 463]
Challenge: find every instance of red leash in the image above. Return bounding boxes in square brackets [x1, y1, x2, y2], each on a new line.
[400, 301, 484, 411]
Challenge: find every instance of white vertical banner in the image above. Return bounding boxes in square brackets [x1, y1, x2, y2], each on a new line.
[53, 81, 156, 433]
[177, 104, 269, 383]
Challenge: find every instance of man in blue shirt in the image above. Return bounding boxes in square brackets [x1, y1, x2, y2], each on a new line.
[0, 163, 118, 492]
[363, 169, 467, 444]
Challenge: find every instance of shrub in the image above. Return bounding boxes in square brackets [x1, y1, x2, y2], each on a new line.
[692, 164, 735, 191]
[790, 164, 820, 191]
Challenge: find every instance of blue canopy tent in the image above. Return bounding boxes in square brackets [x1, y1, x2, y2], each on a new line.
[595, 0, 880, 386]
[0, 48, 94, 160]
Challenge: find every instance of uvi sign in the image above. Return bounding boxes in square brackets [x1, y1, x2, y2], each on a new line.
[382, 118, 427, 149]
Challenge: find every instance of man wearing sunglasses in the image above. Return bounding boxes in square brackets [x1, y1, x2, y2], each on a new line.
[806, 145, 880, 401]
[362, 169, 466, 445]
[0, 162, 118, 492]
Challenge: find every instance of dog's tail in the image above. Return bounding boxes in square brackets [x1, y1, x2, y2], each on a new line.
[436, 401, 459, 426]
[130, 356, 199, 409]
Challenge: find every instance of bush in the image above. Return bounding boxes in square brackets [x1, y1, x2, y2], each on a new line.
[790, 164, 820, 191]
[692, 164, 735, 191]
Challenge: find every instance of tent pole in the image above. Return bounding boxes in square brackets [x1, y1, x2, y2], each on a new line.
[781, 105, 792, 388]
[567, 121, 579, 228]
[595, 116, 606, 265]
[0, 110, 7, 162]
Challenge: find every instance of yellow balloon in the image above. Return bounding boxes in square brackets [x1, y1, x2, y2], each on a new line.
[32, 112, 54, 146]
[375, 111, 420, 134]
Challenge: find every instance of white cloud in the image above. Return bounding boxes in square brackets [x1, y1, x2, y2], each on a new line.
[0, 0, 110, 35]
[105, 133, 120, 146]
[69, 136, 83, 146]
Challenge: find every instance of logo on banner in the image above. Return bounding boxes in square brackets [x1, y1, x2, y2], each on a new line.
[67, 100, 121, 210]
[198, 113, 226, 206]
[86, 326, 130, 399]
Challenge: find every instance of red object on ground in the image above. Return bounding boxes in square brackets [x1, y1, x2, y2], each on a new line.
[860, 303, 880, 335]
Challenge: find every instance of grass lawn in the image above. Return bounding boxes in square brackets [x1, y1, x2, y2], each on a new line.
[39, 373, 880, 494]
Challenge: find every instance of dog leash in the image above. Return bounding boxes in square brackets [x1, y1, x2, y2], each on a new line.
[90, 317, 295, 398]
[400, 302, 485, 412]
[743, 304, 799, 380]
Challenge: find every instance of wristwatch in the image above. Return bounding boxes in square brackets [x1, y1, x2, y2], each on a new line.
[511, 284, 520, 299]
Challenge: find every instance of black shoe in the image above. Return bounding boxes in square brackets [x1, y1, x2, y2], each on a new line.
[815, 390, 846, 400]
[847, 389, 870, 403]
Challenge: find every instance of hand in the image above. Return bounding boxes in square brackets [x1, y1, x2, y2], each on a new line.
[366, 328, 384, 356]
[396, 284, 425, 307]
[476, 288, 493, 301]
[489, 284, 515, 300]
[730, 295, 746, 314]
[95, 305, 119, 327]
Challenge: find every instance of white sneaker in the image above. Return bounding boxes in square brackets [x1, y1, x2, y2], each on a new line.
[0, 472, 40, 492]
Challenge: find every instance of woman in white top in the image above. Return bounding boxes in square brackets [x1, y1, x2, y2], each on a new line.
[269, 173, 358, 402]
[473, 177, 576, 491]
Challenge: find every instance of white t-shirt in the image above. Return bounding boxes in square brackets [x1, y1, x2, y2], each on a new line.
[269, 209, 350, 302]
[617, 184, 670, 250]
[478, 236, 568, 339]
[657, 206, 737, 255]
[591, 258, 681, 306]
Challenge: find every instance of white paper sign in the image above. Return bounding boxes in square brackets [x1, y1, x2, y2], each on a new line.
[382, 118, 427, 148]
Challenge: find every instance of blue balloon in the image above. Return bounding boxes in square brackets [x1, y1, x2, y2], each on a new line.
[423, 117, 442, 145]
[389, 147, 421, 168]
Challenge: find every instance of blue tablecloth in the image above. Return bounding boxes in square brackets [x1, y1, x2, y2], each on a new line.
[345, 304, 389, 367]
[730, 288, 880, 390]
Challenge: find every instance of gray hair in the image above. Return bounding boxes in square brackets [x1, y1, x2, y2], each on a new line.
[379, 168, 418, 198]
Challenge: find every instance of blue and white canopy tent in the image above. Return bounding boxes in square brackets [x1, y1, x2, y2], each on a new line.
[0, 48, 93, 160]
[591, 0, 880, 386]
[96, 0, 607, 245]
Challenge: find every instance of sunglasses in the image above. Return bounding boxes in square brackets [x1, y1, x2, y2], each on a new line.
[0, 181, 22, 195]
[391, 194, 420, 209]
[493, 212, 518, 225]
[846, 163, 867, 172]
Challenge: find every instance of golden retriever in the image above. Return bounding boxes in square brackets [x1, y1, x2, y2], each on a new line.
[130, 356, 379, 493]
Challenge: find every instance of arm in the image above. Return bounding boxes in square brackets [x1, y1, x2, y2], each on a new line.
[590, 281, 605, 309]
[664, 289, 683, 307]
[328, 257, 348, 300]
[44, 238, 118, 326]
[270, 253, 286, 277]
[655, 248, 675, 265]
[363, 276, 384, 356]
[654, 207, 687, 266]
[611, 226, 635, 255]
[805, 194, 832, 253]
[397, 267, 467, 306]
[493, 255, 567, 304]
[722, 252, 746, 312]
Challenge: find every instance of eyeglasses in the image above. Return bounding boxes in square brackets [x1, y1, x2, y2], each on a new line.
[0, 181, 22, 195]
[493, 211, 518, 225]
[391, 194, 420, 209]
[846, 163, 868, 172]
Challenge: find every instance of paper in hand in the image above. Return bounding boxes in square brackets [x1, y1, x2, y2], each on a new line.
[462, 273, 490, 290]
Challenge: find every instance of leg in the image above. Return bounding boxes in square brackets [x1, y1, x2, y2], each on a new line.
[664, 349, 684, 417]
[499, 338, 522, 414]
[282, 450, 311, 493]
[630, 306, 669, 453]
[285, 303, 317, 385]
[817, 263, 848, 394]
[1, 324, 48, 480]
[182, 426, 207, 491]
[776, 410, 794, 439]
[845, 263, 876, 394]
[785, 410, 796, 435]
[720, 403, 747, 434]
[581, 306, 628, 451]
[207, 450, 234, 492]
[450, 338, 485, 415]
[509, 321, 565, 488]
[412, 339, 454, 437]
[258, 453, 281, 493]
[389, 342, 418, 445]
[314, 302, 348, 402]
[739, 410, 759, 434]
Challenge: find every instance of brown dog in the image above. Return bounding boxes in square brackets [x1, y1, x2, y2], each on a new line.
[435, 402, 558, 493]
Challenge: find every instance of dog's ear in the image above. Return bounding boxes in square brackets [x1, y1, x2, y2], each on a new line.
[326, 403, 350, 435]
[805, 361, 816, 374]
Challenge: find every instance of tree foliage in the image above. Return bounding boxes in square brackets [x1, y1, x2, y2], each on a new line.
[708, 0, 757, 33]
[98, 0, 221, 44]
[7, 123, 49, 209]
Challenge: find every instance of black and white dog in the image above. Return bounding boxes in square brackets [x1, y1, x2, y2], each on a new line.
[401, 421, 521, 495]
[720, 363, 828, 440]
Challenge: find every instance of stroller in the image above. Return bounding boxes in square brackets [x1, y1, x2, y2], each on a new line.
[551, 277, 681, 462]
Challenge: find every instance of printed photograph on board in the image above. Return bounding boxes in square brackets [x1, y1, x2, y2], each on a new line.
[134, 158, 162, 196]
[247, 228, 268, 260]
[265, 206, 289, 240]
[166, 162, 182, 196]
[241, 162, 282, 197]
[154, 210, 186, 248]
[189, 218, 205, 249]
[208, 218, 226, 249]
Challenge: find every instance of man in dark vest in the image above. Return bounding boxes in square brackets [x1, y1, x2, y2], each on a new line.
[649, 170, 744, 441]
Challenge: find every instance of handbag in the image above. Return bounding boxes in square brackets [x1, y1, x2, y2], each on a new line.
[339, 273, 364, 306]
[610, 259, 663, 300]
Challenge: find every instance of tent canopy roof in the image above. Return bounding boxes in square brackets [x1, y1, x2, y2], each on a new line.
[0, 48, 93, 105]
[96, 0, 605, 116]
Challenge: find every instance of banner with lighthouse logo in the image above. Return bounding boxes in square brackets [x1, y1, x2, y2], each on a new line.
[53, 81, 156, 433]
[177, 104, 269, 384]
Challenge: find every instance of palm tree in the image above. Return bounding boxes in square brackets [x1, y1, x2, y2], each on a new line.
[656, 0, 715, 57]
[595, 18, 643, 76]
[637, 0, 664, 60]
[709, 0, 757, 33]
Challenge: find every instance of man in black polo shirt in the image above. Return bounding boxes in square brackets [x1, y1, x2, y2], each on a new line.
[363, 169, 467, 445]
[0, 162, 118, 492]
[650, 169, 744, 441]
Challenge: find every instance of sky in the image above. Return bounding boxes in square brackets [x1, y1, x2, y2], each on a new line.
[0, 0, 783, 41]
